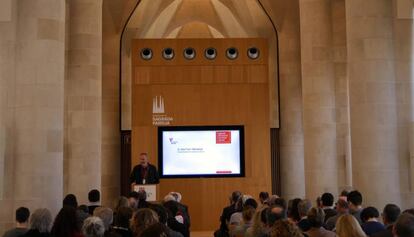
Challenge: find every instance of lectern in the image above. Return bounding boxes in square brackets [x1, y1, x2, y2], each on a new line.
[133, 184, 157, 201]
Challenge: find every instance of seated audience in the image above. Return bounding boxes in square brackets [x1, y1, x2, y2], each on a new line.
[320, 193, 337, 222]
[2, 207, 30, 237]
[270, 220, 303, 237]
[128, 192, 139, 210]
[136, 190, 150, 209]
[229, 196, 257, 228]
[169, 192, 191, 228]
[347, 190, 363, 224]
[63, 194, 79, 208]
[140, 223, 170, 237]
[112, 207, 133, 237]
[114, 197, 129, 214]
[335, 214, 366, 237]
[230, 206, 255, 237]
[267, 205, 287, 227]
[93, 207, 119, 237]
[360, 207, 385, 236]
[130, 208, 159, 237]
[50, 206, 83, 237]
[22, 208, 52, 237]
[82, 217, 105, 237]
[149, 204, 183, 237]
[259, 192, 269, 205]
[216, 191, 242, 237]
[394, 213, 414, 237]
[305, 207, 335, 237]
[371, 204, 401, 237]
[77, 205, 91, 231]
[297, 199, 312, 232]
[266, 195, 280, 206]
[325, 199, 349, 231]
[88, 190, 101, 215]
[163, 201, 189, 237]
[246, 206, 268, 237]
[287, 198, 302, 224]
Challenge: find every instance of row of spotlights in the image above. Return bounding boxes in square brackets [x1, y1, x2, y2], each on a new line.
[140, 47, 260, 61]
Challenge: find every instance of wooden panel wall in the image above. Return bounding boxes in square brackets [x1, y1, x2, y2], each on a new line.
[131, 38, 271, 231]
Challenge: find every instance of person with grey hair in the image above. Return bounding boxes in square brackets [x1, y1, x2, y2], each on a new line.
[93, 207, 118, 237]
[297, 199, 312, 232]
[22, 208, 52, 237]
[305, 207, 336, 237]
[82, 216, 105, 237]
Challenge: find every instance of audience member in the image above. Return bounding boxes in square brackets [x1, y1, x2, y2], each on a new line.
[325, 199, 349, 231]
[245, 207, 268, 237]
[320, 193, 337, 222]
[347, 190, 363, 224]
[266, 205, 287, 227]
[394, 213, 414, 237]
[305, 207, 335, 237]
[50, 206, 83, 237]
[297, 199, 312, 232]
[339, 190, 349, 202]
[169, 192, 191, 228]
[217, 191, 242, 236]
[88, 190, 101, 215]
[270, 220, 303, 237]
[63, 194, 79, 209]
[266, 195, 280, 206]
[77, 206, 90, 232]
[22, 208, 52, 237]
[230, 206, 255, 237]
[93, 207, 120, 237]
[335, 214, 366, 237]
[82, 217, 105, 237]
[372, 204, 401, 237]
[2, 207, 30, 237]
[287, 198, 302, 223]
[114, 197, 129, 214]
[360, 207, 384, 236]
[259, 192, 269, 205]
[112, 207, 133, 237]
[163, 201, 189, 237]
[136, 190, 150, 209]
[130, 208, 159, 237]
[149, 204, 183, 237]
[140, 223, 170, 237]
[128, 192, 139, 210]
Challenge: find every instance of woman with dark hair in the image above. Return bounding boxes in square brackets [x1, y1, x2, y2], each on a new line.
[287, 198, 302, 223]
[63, 194, 78, 208]
[113, 207, 133, 237]
[50, 206, 83, 237]
[130, 208, 158, 237]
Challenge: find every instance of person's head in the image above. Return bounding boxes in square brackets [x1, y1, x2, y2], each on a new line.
[139, 152, 149, 167]
[403, 209, 414, 216]
[78, 205, 89, 214]
[130, 208, 159, 237]
[244, 198, 258, 209]
[336, 199, 349, 214]
[15, 207, 30, 225]
[230, 191, 242, 204]
[347, 190, 363, 210]
[251, 207, 268, 235]
[128, 191, 139, 209]
[88, 189, 100, 203]
[113, 207, 133, 228]
[360, 206, 380, 223]
[287, 198, 302, 222]
[267, 205, 287, 226]
[321, 193, 334, 207]
[140, 223, 170, 237]
[138, 190, 147, 201]
[274, 198, 287, 211]
[149, 204, 169, 224]
[114, 196, 129, 212]
[29, 208, 52, 233]
[242, 206, 256, 223]
[93, 207, 113, 231]
[267, 195, 280, 206]
[63, 194, 78, 208]
[51, 206, 79, 237]
[382, 204, 401, 225]
[307, 207, 325, 228]
[394, 213, 414, 237]
[259, 192, 269, 204]
[336, 214, 366, 237]
[169, 192, 182, 203]
[270, 219, 304, 237]
[339, 190, 350, 201]
[163, 194, 176, 202]
[82, 216, 105, 237]
[298, 199, 312, 218]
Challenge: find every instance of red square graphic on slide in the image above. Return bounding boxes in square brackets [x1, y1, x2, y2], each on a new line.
[216, 131, 231, 144]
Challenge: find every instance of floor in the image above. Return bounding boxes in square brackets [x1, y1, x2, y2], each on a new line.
[191, 231, 214, 237]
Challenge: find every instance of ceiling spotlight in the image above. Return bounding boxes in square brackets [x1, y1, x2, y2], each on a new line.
[205, 47, 217, 60]
[247, 47, 260, 59]
[226, 47, 238, 60]
[140, 48, 152, 60]
[183, 47, 196, 60]
[162, 48, 174, 60]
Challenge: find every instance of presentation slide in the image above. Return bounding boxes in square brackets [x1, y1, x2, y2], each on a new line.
[161, 129, 242, 176]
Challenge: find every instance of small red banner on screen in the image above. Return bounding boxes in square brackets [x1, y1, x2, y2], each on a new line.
[216, 170, 232, 174]
[216, 131, 231, 144]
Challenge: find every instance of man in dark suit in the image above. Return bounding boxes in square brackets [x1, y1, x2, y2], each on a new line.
[215, 191, 241, 237]
[321, 193, 337, 223]
[371, 204, 401, 237]
[130, 153, 159, 187]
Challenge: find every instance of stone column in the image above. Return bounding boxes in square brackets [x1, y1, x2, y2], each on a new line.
[346, 0, 401, 207]
[13, 0, 66, 215]
[299, 0, 338, 200]
[65, 0, 102, 204]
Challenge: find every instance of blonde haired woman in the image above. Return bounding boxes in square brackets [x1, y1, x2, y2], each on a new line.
[336, 214, 367, 237]
[130, 208, 159, 237]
